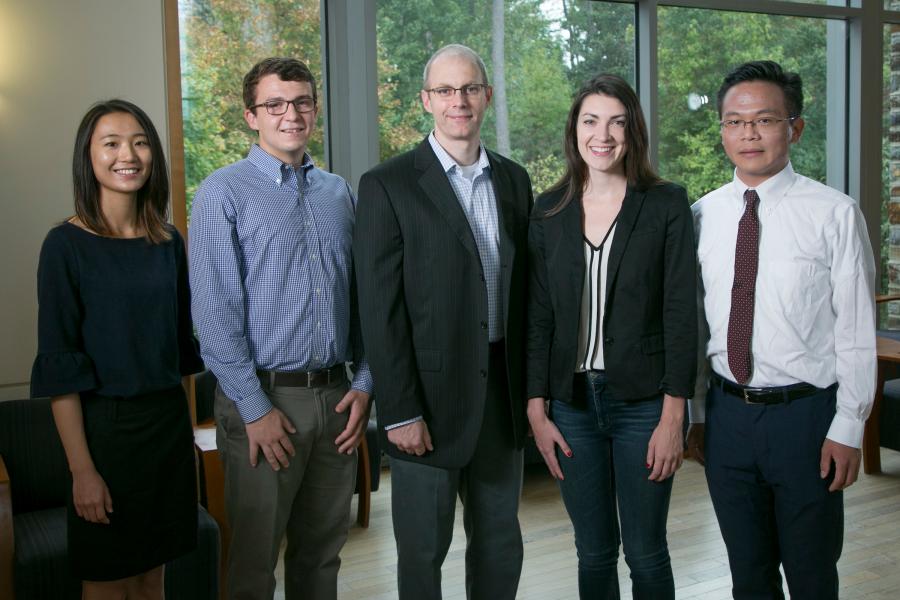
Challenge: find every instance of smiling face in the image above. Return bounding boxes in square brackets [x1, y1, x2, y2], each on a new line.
[720, 80, 804, 187]
[90, 112, 152, 201]
[421, 53, 492, 147]
[244, 74, 317, 165]
[575, 93, 628, 177]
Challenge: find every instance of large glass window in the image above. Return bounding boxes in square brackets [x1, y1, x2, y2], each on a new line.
[656, 7, 833, 202]
[178, 0, 323, 216]
[375, 0, 634, 194]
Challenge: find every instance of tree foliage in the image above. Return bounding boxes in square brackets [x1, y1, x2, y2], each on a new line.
[179, 0, 833, 206]
[657, 8, 828, 199]
[179, 0, 323, 213]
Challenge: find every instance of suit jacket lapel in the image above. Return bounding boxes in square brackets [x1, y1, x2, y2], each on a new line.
[487, 151, 515, 266]
[561, 197, 586, 304]
[605, 186, 645, 301]
[487, 152, 518, 330]
[414, 139, 479, 259]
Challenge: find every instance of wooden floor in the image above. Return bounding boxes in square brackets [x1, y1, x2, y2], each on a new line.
[273, 448, 900, 599]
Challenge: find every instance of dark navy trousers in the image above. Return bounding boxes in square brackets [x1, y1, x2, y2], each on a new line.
[705, 379, 843, 600]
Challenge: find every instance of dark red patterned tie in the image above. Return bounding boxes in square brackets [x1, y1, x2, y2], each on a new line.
[727, 189, 760, 385]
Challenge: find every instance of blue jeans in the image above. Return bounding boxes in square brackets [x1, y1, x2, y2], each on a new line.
[552, 371, 675, 600]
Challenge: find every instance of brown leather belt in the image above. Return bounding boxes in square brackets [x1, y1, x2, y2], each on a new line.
[257, 365, 345, 389]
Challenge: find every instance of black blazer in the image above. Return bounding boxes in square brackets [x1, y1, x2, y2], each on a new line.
[526, 183, 697, 404]
[354, 138, 533, 468]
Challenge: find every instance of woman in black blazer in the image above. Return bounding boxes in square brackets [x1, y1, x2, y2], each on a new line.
[526, 74, 696, 600]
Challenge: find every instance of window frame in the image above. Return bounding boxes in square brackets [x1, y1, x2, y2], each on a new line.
[163, 0, 899, 286]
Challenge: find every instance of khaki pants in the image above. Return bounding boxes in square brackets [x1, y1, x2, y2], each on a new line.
[215, 379, 356, 600]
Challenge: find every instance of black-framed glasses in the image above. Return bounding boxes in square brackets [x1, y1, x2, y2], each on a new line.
[424, 84, 489, 99]
[249, 97, 316, 115]
[720, 116, 798, 132]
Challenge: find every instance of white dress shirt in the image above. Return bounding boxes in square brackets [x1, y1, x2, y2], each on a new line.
[691, 163, 876, 448]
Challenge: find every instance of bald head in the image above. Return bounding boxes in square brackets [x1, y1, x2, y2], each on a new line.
[422, 44, 489, 89]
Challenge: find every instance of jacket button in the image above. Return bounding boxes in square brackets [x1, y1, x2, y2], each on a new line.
[604, 337, 613, 344]
[480, 369, 487, 378]
[481, 321, 488, 330]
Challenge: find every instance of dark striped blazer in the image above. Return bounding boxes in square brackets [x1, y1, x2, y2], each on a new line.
[354, 137, 533, 469]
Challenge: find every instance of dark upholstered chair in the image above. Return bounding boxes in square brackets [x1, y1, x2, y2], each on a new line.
[0, 397, 220, 600]
[876, 327, 900, 453]
[876, 292, 900, 455]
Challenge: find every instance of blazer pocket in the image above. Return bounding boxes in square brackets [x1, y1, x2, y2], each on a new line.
[640, 333, 664, 355]
[416, 349, 443, 372]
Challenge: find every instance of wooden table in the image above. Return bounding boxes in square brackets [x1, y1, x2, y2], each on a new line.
[863, 336, 900, 474]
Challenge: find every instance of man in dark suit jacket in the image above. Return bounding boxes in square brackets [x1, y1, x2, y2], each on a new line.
[353, 44, 532, 600]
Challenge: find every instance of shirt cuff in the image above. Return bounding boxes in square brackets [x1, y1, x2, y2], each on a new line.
[826, 413, 865, 449]
[233, 387, 274, 424]
[385, 416, 423, 430]
[350, 360, 374, 394]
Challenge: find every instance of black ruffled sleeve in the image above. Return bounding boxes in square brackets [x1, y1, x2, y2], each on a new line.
[31, 227, 98, 397]
[174, 229, 204, 376]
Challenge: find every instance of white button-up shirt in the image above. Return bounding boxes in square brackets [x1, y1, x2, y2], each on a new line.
[691, 163, 876, 448]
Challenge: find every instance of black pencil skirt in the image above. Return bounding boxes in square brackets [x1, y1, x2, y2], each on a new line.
[69, 385, 197, 581]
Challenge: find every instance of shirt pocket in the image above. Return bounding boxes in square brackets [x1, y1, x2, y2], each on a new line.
[764, 259, 831, 321]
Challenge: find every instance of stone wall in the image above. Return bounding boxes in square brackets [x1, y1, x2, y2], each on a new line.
[888, 4, 900, 327]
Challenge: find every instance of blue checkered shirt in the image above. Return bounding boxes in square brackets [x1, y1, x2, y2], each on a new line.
[428, 133, 502, 340]
[189, 144, 372, 423]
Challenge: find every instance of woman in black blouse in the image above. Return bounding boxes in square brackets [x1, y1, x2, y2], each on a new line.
[31, 99, 203, 599]
[526, 75, 696, 599]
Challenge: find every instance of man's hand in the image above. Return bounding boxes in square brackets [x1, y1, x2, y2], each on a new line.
[526, 397, 571, 480]
[387, 420, 433, 456]
[820, 438, 862, 491]
[72, 467, 113, 524]
[246, 408, 297, 470]
[334, 389, 371, 454]
[685, 423, 706, 465]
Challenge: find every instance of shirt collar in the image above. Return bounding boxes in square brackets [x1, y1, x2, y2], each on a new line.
[428, 132, 490, 176]
[731, 162, 796, 207]
[247, 144, 315, 186]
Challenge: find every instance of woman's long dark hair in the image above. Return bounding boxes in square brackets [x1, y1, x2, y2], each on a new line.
[545, 74, 661, 216]
[72, 99, 171, 243]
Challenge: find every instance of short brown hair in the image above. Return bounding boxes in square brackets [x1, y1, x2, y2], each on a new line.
[242, 57, 317, 110]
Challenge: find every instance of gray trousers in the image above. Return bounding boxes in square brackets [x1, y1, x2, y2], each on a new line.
[215, 379, 356, 600]
[390, 349, 524, 600]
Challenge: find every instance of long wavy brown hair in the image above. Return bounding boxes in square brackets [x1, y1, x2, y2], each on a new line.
[544, 74, 661, 217]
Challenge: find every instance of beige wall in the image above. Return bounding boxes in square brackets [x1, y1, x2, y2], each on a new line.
[0, 0, 169, 400]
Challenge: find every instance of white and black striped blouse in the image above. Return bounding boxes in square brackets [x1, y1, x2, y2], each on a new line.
[576, 221, 617, 371]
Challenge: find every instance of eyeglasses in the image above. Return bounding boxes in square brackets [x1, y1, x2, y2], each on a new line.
[248, 97, 316, 116]
[720, 116, 798, 132]
[424, 84, 489, 99]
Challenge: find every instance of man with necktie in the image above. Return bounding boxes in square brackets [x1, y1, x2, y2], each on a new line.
[688, 60, 876, 599]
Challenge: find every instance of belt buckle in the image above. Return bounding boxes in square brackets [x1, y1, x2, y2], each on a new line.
[743, 388, 762, 405]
